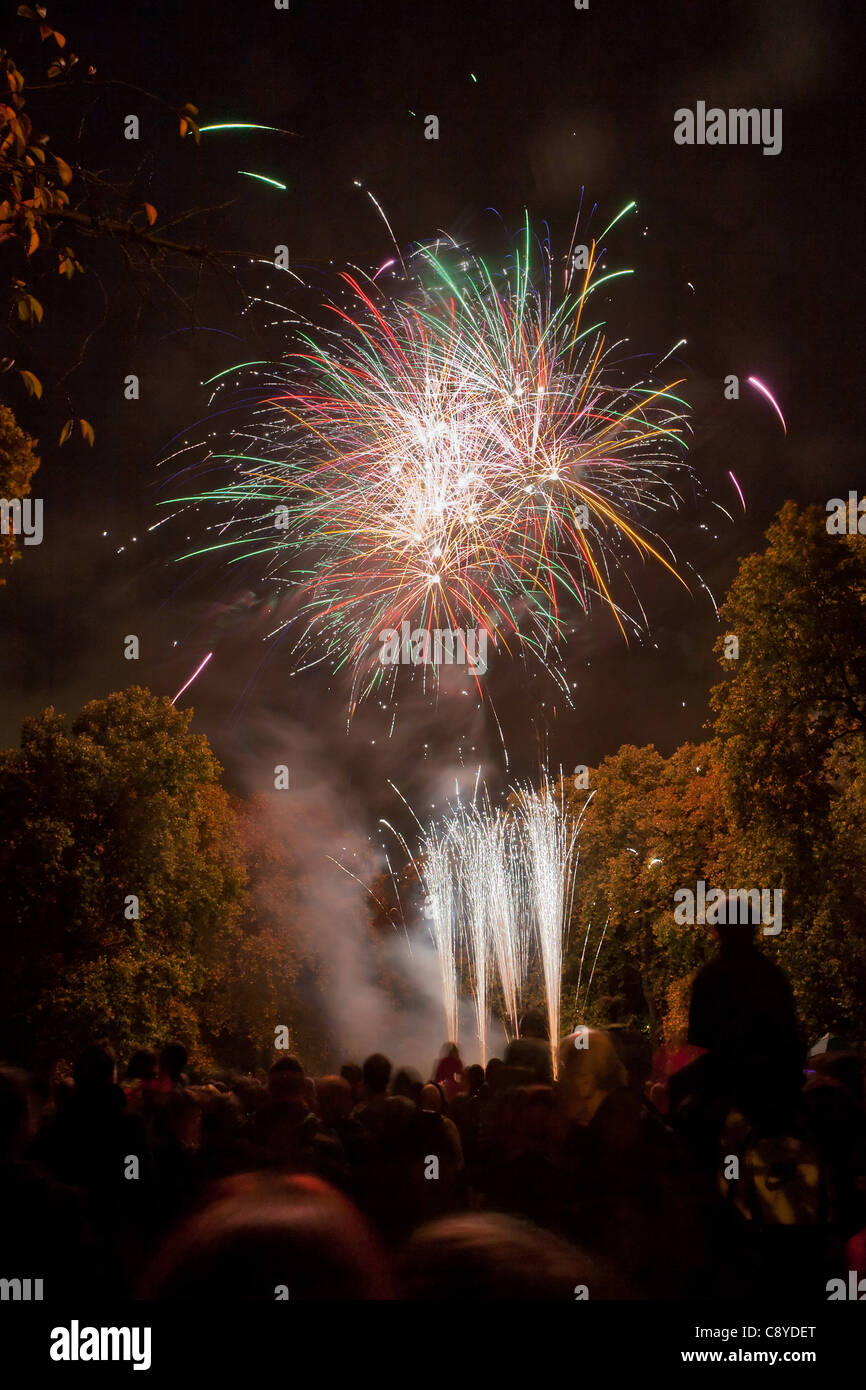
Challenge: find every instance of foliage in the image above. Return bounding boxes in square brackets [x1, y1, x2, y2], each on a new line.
[563, 503, 866, 1044]
[0, 4, 243, 433]
[0, 400, 39, 576]
[562, 742, 722, 1034]
[710, 501, 866, 1036]
[0, 686, 297, 1069]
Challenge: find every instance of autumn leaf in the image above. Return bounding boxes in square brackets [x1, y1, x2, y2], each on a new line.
[52, 153, 72, 184]
[18, 368, 42, 398]
[142, 202, 157, 226]
[59, 418, 73, 446]
[17, 292, 43, 323]
[79, 418, 94, 446]
[36, 22, 64, 45]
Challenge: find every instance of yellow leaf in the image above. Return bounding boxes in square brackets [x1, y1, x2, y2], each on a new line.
[27, 226, 39, 255]
[18, 368, 42, 398]
[80, 418, 95, 446]
[142, 202, 157, 226]
[59, 418, 73, 445]
[53, 154, 73, 184]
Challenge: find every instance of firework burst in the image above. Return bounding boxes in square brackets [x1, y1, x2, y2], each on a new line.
[385, 777, 586, 1069]
[166, 208, 693, 702]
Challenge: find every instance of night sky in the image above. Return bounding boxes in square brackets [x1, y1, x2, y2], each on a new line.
[2, 0, 863, 838]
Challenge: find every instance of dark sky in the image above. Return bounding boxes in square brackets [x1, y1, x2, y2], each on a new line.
[1, 0, 863, 836]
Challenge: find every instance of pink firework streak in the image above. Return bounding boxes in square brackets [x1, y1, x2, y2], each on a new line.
[171, 652, 213, 705]
[747, 376, 787, 434]
[728, 470, 746, 510]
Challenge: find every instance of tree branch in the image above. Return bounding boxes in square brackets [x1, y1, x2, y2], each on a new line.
[41, 205, 259, 263]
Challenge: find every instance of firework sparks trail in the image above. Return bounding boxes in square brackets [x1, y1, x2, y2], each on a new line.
[445, 796, 533, 1061]
[484, 813, 527, 1039]
[171, 651, 213, 705]
[237, 171, 287, 191]
[746, 375, 787, 434]
[165, 208, 696, 704]
[419, 824, 461, 1045]
[728, 470, 746, 510]
[199, 122, 297, 136]
[517, 783, 580, 1078]
[382, 790, 461, 1045]
[385, 777, 586, 1068]
[460, 808, 493, 1064]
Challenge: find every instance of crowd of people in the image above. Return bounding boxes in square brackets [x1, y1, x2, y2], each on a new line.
[1, 922, 865, 1299]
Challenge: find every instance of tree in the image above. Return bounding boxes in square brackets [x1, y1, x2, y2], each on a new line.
[1, 4, 257, 435]
[561, 742, 723, 1034]
[0, 685, 250, 1067]
[0, 401, 39, 576]
[556, 502, 866, 1043]
[710, 500, 866, 1035]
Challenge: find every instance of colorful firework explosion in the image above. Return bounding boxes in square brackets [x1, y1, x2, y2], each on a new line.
[165, 208, 694, 702]
[383, 776, 585, 1071]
